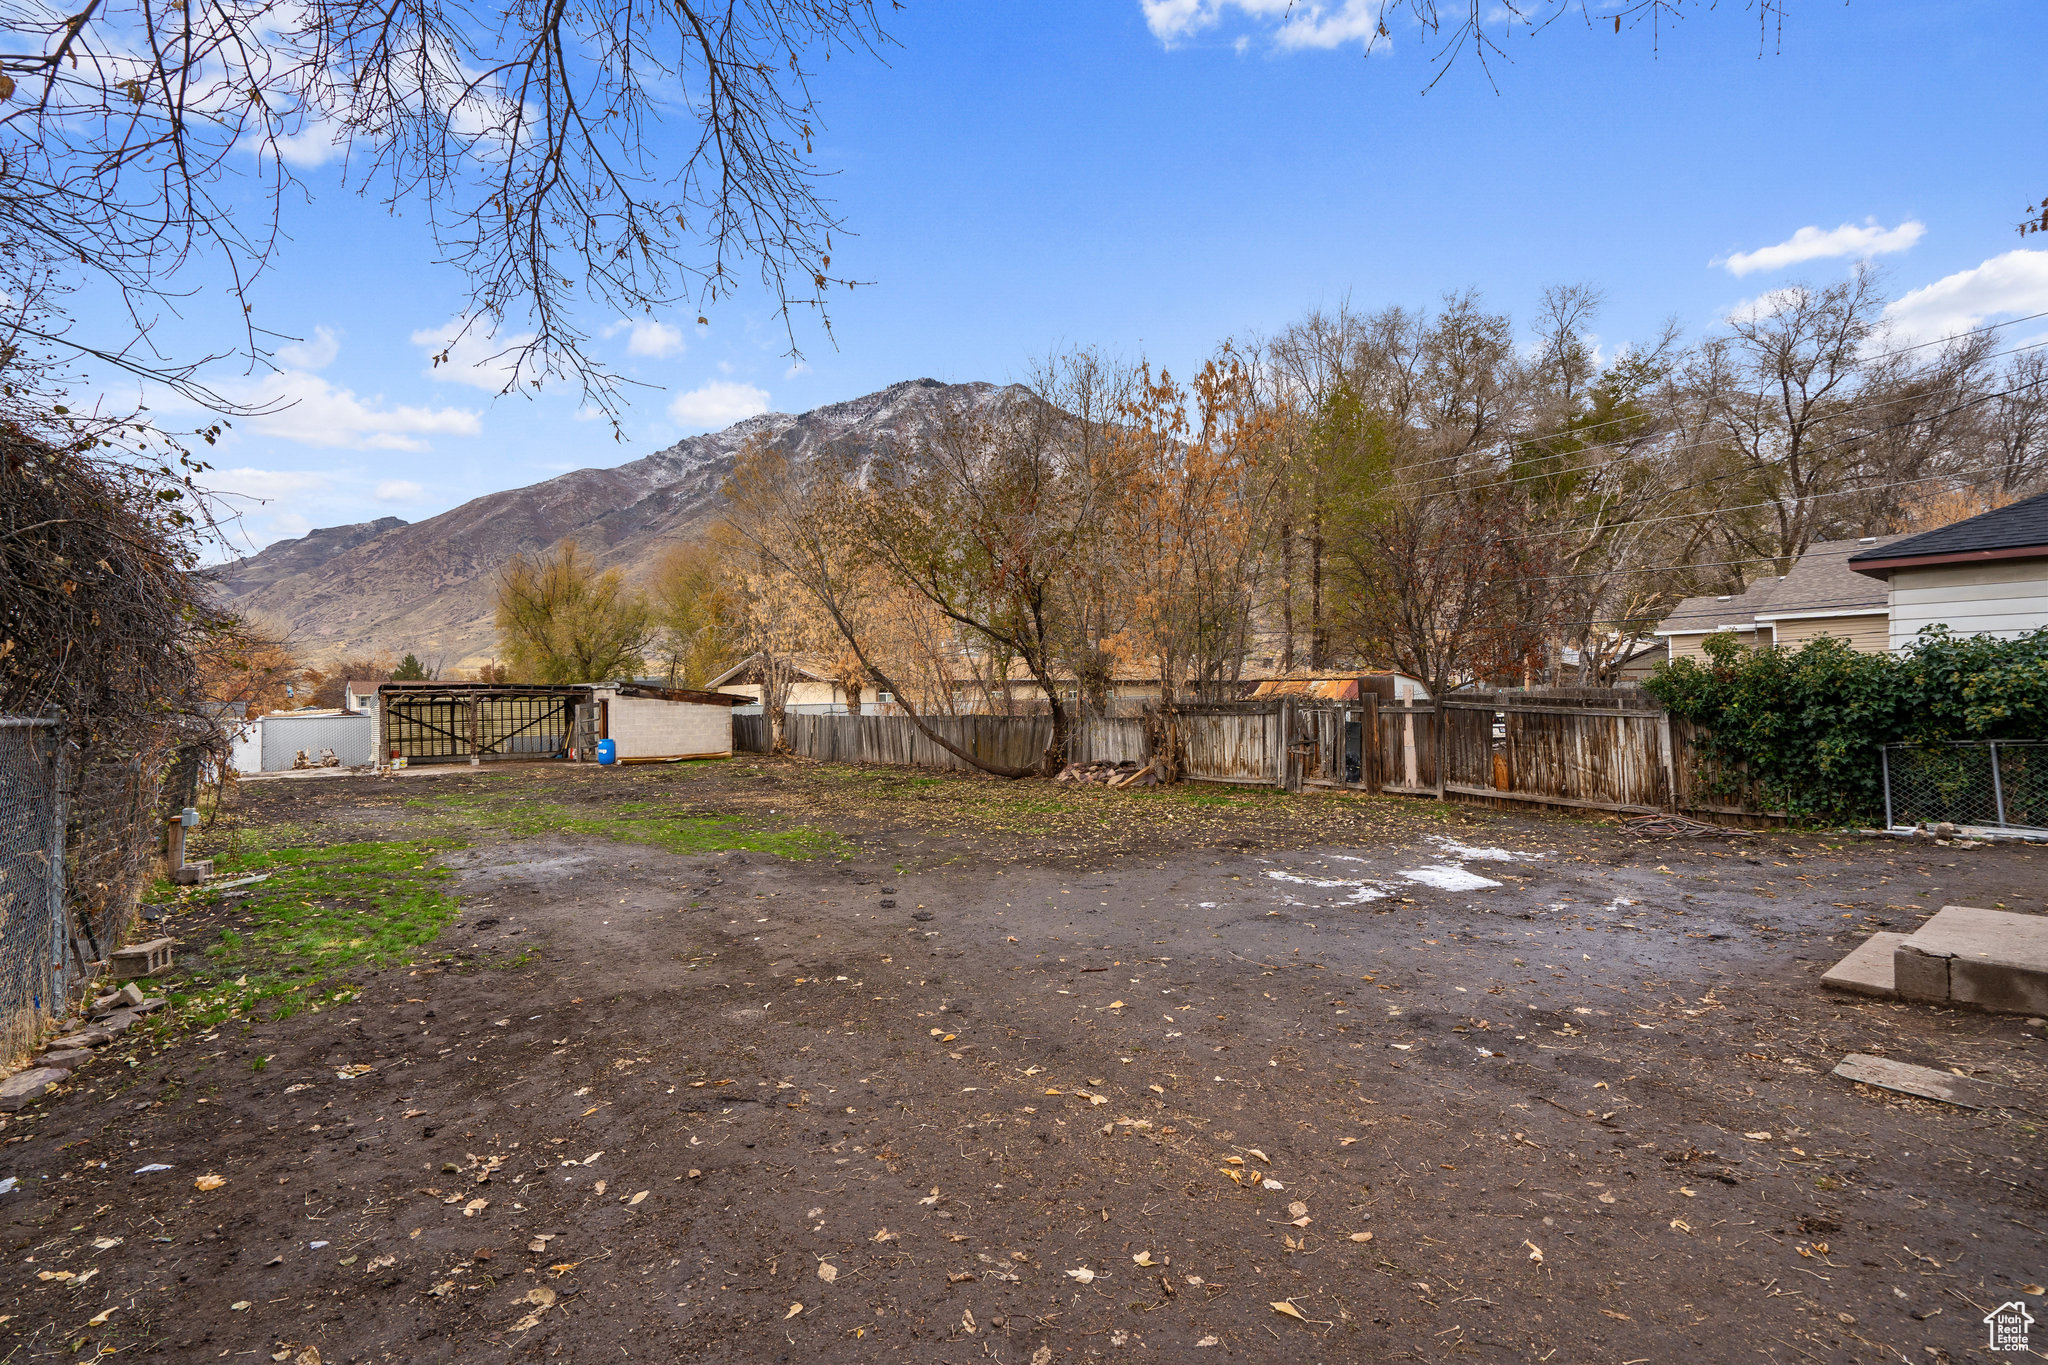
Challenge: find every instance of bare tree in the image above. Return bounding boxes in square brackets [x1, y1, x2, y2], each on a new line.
[723, 437, 1043, 778]
[0, 0, 888, 419]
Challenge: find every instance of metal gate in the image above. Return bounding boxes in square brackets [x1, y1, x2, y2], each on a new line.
[382, 686, 581, 764]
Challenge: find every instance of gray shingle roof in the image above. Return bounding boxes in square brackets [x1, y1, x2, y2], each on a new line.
[1848, 490, 2048, 570]
[1657, 577, 1781, 633]
[1754, 537, 1898, 617]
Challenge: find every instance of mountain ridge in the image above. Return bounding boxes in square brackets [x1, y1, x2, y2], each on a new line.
[210, 378, 1008, 666]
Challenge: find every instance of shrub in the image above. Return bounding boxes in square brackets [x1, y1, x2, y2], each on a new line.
[1645, 627, 2048, 824]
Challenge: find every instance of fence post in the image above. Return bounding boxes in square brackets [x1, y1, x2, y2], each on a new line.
[45, 732, 68, 1007]
[1278, 697, 1295, 791]
[1988, 741, 2006, 828]
[1657, 712, 1678, 813]
[1880, 746, 1893, 830]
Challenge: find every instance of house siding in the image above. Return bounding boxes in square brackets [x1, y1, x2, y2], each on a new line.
[1769, 612, 1890, 652]
[1665, 627, 1768, 663]
[1889, 560, 2048, 650]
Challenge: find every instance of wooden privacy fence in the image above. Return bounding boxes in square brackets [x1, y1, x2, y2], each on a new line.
[1180, 703, 1285, 785]
[784, 712, 1055, 773]
[733, 714, 771, 754]
[1069, 717, 1149, 765]
[759, 691, 1778, 821]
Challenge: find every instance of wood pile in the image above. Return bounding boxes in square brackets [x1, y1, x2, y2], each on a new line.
[1621, 812, 1747, 839]
[1054, 759, 1164, 789]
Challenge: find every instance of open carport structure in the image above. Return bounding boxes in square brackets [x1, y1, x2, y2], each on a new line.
[375, 682, 743, 766]
[376, 683, 584, 765]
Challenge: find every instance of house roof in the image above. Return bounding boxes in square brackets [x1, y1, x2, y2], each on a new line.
[1753, 537, 1899, 618]
[1849, 490, 2048, 576]
[344, 680, 383, 695]
[1655, 577, 1781, 635]
[704, 653, 837, 688]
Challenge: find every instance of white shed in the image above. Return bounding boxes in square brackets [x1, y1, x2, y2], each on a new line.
[589, 684, 746, 762]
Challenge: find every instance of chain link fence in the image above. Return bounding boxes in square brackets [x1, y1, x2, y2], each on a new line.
[1881, 741, 2048, 834]
[0, 719, 66, 1064]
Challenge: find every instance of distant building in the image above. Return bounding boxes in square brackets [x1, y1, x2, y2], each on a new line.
[1848, 490, 2048, 649]
[1248, 673, 1431, 703]
[1653, 536, 1901, 660]
[342, 680, 383, 715]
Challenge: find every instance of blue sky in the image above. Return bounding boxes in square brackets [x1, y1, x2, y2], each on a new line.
[107, 0, 2048, 556]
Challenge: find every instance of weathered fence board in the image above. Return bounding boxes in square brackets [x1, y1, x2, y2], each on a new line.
[1438, 697, 1670, 814]
[1182, 705, 1283, 785]
[1069, 718, 1149, 766]
[1377, 703, 1438, 794]
[785, 712, 1054, 773]
[733, 714, 771, 754]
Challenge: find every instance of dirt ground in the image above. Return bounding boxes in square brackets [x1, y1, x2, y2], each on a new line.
[4, 757, 2046, 1364]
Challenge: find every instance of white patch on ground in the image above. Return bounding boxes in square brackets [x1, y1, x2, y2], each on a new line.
[1263, 870, 1389, 903]
[1397, 864, 1502, 892]
[1425, 836, 1550, 863]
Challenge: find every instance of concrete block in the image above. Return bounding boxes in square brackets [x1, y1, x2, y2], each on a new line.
[1888, 906, 2048, 1016]
[1820, 933, 1906, 998]
[170, 859, 212, 885]
[0, 1067, 71, 1112]
[111, 937, 174, 979]
[1893, 942, 1952, 1004]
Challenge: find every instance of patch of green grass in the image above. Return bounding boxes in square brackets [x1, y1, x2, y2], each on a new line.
[417, 792, 849, 860]
[171, 837, 465, 1027]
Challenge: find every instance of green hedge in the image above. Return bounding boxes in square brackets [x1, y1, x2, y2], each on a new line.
[1644, 627, 2048, 823]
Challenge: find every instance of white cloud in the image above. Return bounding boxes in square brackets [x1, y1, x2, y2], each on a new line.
[668, 380, 770, 430]
[410, 318, 540, 393]
[240, 371, 482, 451]
[1716, 219, 1925, 277]
[271, 118, 347, 169]
[604, 317, 686, 359]
[1141, 0, 1383, 50]
[1885, 249, 2048, 344]
[215, 467, 333, 502]
[375, 479, 426, 502]
[275, 325, 340, 371]
[268, 513, 314, 539]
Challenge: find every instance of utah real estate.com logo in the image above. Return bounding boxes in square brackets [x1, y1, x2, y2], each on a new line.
[1985, 1301, 2034, 1353]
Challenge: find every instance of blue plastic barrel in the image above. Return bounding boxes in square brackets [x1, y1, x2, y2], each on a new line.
[596, 738, 617, 766]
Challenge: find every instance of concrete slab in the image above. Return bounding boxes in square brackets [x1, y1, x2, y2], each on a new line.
[1897, 905, 2048, 1016]
[1820, 933, 1906, 998]
[1833, 1053, 2000, 1109]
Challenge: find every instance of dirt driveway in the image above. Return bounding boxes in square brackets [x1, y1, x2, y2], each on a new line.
[3, 758, 2045, 1364]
